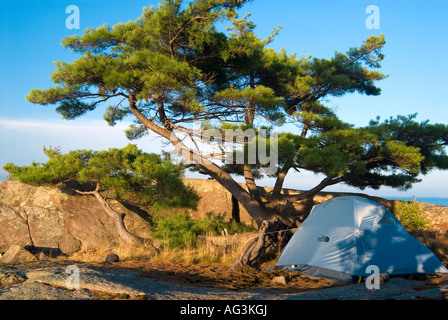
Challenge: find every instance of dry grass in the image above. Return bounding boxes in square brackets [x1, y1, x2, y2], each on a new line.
[428, 233, 448, 260]
[153, 233, 256, 265]
[411, 230, 448, 264]
[67, 233, 257, 266]
[67, 243, 161, 264]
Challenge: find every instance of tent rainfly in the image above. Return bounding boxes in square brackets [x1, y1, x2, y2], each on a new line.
[275, 196, 448, 282]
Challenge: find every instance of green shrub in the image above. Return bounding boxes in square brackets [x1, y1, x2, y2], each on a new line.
[200, 212, 255, 236]
[150, 212, 254, 250]
[393, 197, 429, 231]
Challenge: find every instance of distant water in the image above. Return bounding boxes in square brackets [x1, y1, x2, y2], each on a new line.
[387, 197, 448, 207]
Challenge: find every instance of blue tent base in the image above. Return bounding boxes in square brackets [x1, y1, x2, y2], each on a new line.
[275, 265, 356, 283]
[276, 264, 448, 284]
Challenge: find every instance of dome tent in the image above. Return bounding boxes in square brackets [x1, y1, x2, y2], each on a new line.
[275, 196, 448, 283]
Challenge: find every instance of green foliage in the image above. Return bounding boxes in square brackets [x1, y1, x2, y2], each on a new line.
[150, 212, 203, 249]
[3, 144, 199, 209]
[368, 114, 448, 174]
[150, 212, 254, 249]
[3, 147, 94, 185]
[392, 198, 429, 231]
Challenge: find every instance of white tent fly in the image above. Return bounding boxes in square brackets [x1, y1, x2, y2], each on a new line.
[276, 196, 448, 282]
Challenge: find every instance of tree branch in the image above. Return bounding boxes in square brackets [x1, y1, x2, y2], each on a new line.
[284, 176, 345, 201]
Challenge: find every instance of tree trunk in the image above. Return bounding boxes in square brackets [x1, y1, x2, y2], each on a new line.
[230, 219, 294, 270]
[76, 187, 157, 249]
[231, 195, 240, 223]
[271, 171, 287, 199]
[208, 169, 274, 227]
[91, 191, 145, 247]
[243, 165, 262, 204]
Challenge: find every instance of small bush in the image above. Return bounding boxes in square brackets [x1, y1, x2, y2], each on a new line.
[199, 212, 255, 236]
[150, 212, 254, 250]
[393, 197, 429, 231]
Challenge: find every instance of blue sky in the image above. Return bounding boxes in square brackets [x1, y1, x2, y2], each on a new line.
[1, 0, 447, 198]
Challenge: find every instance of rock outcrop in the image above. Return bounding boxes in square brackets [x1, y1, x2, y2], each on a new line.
[1, 179, 447, 258]
[0, 181, 150, 255]
[0, 245, 36, 264]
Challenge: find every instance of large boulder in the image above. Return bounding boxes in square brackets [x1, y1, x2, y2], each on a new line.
[0, 245, 36, 264]
[0, 182, 150, 256]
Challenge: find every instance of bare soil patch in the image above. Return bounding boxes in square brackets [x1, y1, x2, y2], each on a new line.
[97, 258, 448, 295]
